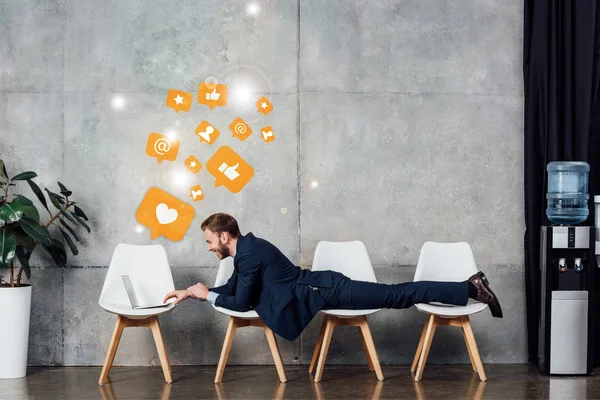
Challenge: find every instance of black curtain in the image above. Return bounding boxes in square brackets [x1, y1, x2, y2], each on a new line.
[524, 0, 600, 363]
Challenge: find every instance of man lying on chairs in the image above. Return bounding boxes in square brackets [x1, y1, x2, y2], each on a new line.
[164, 213, 502, 343]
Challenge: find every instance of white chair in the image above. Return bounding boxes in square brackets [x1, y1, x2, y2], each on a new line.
[308, 241, 384, 383]
[97, 243, 176, 385]
[212, 256, 287, 383]
[410, 241, 488, 382]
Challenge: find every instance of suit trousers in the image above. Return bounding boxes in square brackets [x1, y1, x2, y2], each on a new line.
[314, 271, 469, 310]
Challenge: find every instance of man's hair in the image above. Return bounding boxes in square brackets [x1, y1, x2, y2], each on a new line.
[201, 213, 241, 238]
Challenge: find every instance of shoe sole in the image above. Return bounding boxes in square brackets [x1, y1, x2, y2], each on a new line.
[480, 274, 503, 318]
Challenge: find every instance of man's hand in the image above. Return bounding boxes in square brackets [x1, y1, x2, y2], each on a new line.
[187, 282, 209, 301]
[163, 289, 193, 305]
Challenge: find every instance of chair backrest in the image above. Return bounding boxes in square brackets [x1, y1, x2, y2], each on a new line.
[98, 243, 175, 307]
[311, 241, 377, 283]
[413, 242, 478, 282]
[214, 256, 235, 286]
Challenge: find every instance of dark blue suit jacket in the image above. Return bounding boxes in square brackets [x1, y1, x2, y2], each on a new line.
[209, 232, 333, 341]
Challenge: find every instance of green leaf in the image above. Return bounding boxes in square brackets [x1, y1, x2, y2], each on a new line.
[57, 181, 72, 197]
[59, 218, 80, 242]
[71, 212, 91, 233]
[59, 227, 78, 256]
[0, 229, 16, 269]
[22, 205, 40, 221]
[15, 246, 31, 280]
[12, 171, 37, 181]
[0, 160, 8, 180]
[42, 238, 66, 267]
[0, 200, 25, 227]
[13, 226, 35, 250]
[74, 205, 88, 221]
[60, 209, 78, 226]
[27, 179, 50, 215]
[15, 195, 33, 206]
[45, 189, 64, 209]
[19, 216, 52, 245]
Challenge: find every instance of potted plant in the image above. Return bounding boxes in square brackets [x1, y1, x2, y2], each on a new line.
[0, 159, 91, 379]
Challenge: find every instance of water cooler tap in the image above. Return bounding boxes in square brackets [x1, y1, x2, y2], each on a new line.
[558, 258, 567, 272]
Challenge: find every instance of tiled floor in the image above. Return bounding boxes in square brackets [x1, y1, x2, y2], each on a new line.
[0, 364, 597, 399]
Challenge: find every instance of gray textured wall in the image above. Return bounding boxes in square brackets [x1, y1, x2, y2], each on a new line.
[0, 0, 526, 367]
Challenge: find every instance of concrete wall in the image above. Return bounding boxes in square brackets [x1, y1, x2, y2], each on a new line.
[0, 0, 526, 366]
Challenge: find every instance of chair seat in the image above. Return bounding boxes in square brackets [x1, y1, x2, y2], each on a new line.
[322, 308, 380, 317]
[99, 301, 176, 319]
[415, 301, 487, 317]
[212, 305, 260, 319]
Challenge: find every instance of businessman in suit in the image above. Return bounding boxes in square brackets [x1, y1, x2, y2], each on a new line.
[164, 213, 502, 341]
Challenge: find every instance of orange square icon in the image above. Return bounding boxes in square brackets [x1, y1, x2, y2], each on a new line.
[198, 82, 228, 110]
[145, 132, 179, 163]
[189, 185, 204, 201]
[185, 155, 202, 174]
[255, 96, 273, 115]
[195, 120, 220, 144]
[166, 89, 193, 113]
[206, 146, 254, 194]
[135, 187, 196, 241]
[261, 126, 275, 143]
[229, 117, 252, 141]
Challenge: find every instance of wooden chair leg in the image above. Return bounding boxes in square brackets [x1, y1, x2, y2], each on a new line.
[411, 321, 428, 373]
[309, 316, 328, 374]
[357, 317, 384, 381]
[149, 316, 173, 384]
[414, 314, 437, 381]
[461, 316, 487, 381]
[215, 316, 238, 383]
[264, 325, 287, 383]
[98, 315, 126, 385]
[359, 325, 375, 371]
[314, 317, 335, 383]
[462, 323, 478, 372]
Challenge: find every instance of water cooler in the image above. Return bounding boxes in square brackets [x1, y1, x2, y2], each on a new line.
[538, 225, 595, 374]
[538, 162, 596, 375]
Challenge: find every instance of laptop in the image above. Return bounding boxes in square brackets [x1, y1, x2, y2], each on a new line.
[121, 275, 171, 309]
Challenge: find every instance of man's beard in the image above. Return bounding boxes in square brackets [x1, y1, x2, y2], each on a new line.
[217, 243, 230, 259]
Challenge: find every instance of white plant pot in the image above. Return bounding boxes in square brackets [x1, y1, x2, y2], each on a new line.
[0, 284, 31, 379]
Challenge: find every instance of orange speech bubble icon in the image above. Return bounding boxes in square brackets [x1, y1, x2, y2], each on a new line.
[198, 82, 228, 110]
[189, 185, 204, 201]
[145, 133, 180, 163]
[195, 120, 220, 145]
[206, 146, 254, 194]
[255, 96, 273, 115]
[260, 126, 275, 143]
[185, 155, 202, 174]
[229, 117, 252, 141]
[135, 187, 196, 241]
[166, 89, 193, 113]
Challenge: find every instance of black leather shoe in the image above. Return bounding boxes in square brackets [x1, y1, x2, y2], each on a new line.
[468, 272, 503, 318]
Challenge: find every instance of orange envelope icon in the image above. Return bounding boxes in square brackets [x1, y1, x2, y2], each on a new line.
[166, 89, 193, 113]
[198, 82, 228, 110]
[135, 187, 195, 241]
[206, 146, 254, 194]
[185, 155, 202, 174]
[145, 132, 180, 163]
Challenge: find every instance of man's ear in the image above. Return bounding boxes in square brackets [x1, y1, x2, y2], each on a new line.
[219, 232, 229, 244]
